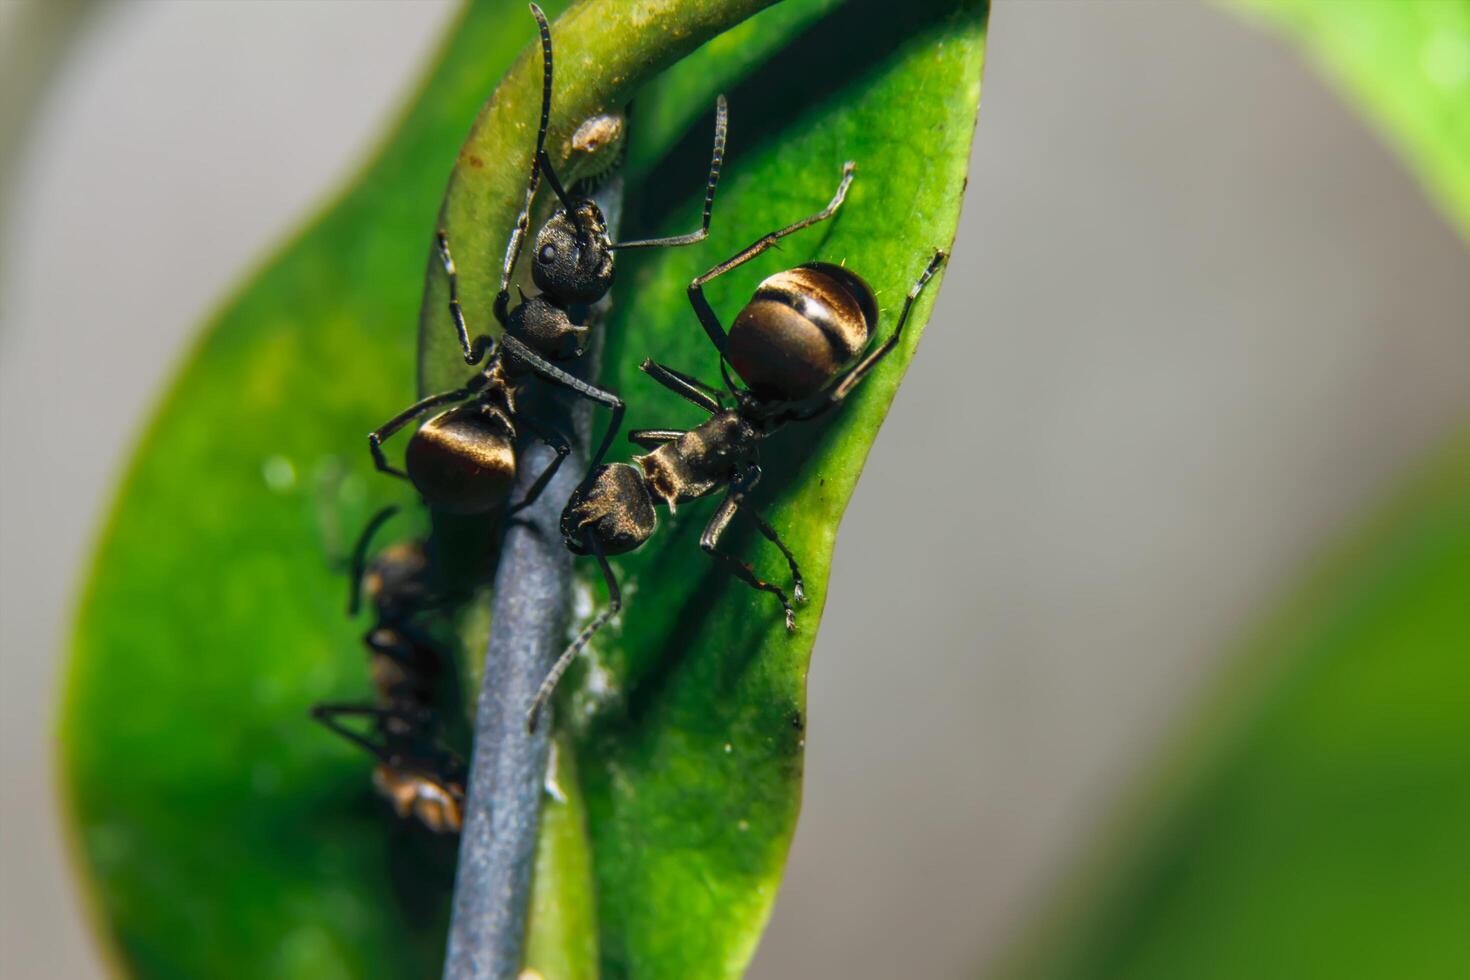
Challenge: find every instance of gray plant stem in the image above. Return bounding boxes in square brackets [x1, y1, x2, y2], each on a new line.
[443, 178, 623, 980]
[442, 438, 574, 980]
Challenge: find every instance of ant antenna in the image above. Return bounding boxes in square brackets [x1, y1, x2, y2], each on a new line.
[612, 94, 729, 250]
[497, 2, 558, 319]
[527, 536, 619, 731]
[537, 148, 579, 216]
[347, 505, 400, 615]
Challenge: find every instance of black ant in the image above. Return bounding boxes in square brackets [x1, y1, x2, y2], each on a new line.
[367, 2, 729, 514]
[527, 162, 947, 728]
[313, 507, 467, 834]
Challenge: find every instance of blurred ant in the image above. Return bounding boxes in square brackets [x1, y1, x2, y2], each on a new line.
[368, 3, 729, 514]
[313, 507, 467, 833]
[528, 162, 948, 728]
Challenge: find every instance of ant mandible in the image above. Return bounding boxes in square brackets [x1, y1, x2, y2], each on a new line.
[528, 162, 947, 728]
[313, 507, 467, 833]
[367, 3, 729, 514]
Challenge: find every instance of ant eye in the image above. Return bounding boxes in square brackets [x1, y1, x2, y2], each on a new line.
[538, 244, 556, 264]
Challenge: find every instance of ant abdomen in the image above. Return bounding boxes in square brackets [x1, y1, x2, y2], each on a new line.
[727, 262, 879, 401]
[405, 406, 517, 515]
[561, 463, 656, 556]
[372, 765, 463, 834]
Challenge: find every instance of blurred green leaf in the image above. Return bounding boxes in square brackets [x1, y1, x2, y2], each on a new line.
[61, 0, 986, 976]
[995, 429, 1470, 980]
[59, 3, 534, 976]
[1225, 0, 1470, 241]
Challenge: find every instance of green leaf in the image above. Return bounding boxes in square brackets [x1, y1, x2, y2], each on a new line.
[994, 429, 1470, 980]
[1223, 0, 1470, 242]
[524, 734, 599, 980]
[60, 0, 987, 977]
[506, 2, 987, 977]
[58, 4, 531, 976]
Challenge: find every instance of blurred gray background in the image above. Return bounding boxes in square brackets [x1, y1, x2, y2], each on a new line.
[2, 2, 1467, 978]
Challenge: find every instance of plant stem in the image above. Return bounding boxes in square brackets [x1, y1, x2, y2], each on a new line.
[443, 179, 622, 980]
[442, 440, 572, 979]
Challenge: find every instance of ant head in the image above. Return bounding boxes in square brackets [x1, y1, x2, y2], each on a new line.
[532, 200, 614, 305]
[560, 463, 656, 556]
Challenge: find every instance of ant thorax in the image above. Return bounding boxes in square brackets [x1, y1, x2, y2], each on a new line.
[504, 293, 588, 361]
[637, 410, 757, 506]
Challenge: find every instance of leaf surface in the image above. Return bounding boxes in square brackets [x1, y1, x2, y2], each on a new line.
[525, 3, 988, 976]
[60, 1, 988, 977]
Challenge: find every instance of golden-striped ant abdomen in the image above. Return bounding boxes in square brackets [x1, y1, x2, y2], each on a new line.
[404, 406, 516, 515]
[727, 262, 878, 401]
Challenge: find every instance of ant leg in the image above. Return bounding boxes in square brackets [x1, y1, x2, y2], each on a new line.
[729, 466, 805, 603]
[687, 161, 856, 354]
[628, 429, 685, 450]
[645, 361, 724, 401]
[367, 381, 482, 478]
[437, 232, 495, 364]
[312, 703, 395, 763]
[318, 701, 436, 739]
[495, 2, 556, 325]
[746, 511, 805, 602]
[638, 359, 721, 413]
[499, 334, 625, 474]
[744, 507, 804, 602]
[700, 494, 797, 631]
[797, 249, 947, 421]
[584, 400, 624, 478]
[506, 415, 572, 515]
[315, 702, 430, 725]
[613, 95, 728, 250]
[527, 536, 620, 731]
[347, 505, 400, 615]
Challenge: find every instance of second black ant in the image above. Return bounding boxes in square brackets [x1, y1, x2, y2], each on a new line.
[528, 162, 947, 728]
